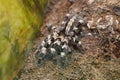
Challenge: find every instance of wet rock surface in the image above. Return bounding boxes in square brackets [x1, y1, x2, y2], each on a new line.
[17, 0, 120, 80]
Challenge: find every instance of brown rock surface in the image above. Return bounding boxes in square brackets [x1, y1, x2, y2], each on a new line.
[17, 0, 120, 80]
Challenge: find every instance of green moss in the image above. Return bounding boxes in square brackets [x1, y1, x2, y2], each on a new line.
[0, 0, 49, 80]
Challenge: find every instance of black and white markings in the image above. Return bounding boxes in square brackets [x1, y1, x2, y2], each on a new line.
[47, 23, 53, 32]
[36, 12, 91, 68]
[65, 14, 78, 35]
[59, 14, 71, 34]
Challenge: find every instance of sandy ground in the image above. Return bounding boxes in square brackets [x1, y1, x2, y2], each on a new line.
[16, 0, 120, 80]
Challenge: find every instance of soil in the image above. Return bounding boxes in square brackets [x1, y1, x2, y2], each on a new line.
[17, 0, 120, 80]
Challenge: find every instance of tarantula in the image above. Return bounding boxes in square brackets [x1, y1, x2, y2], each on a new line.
[36, 5, 120, 67]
